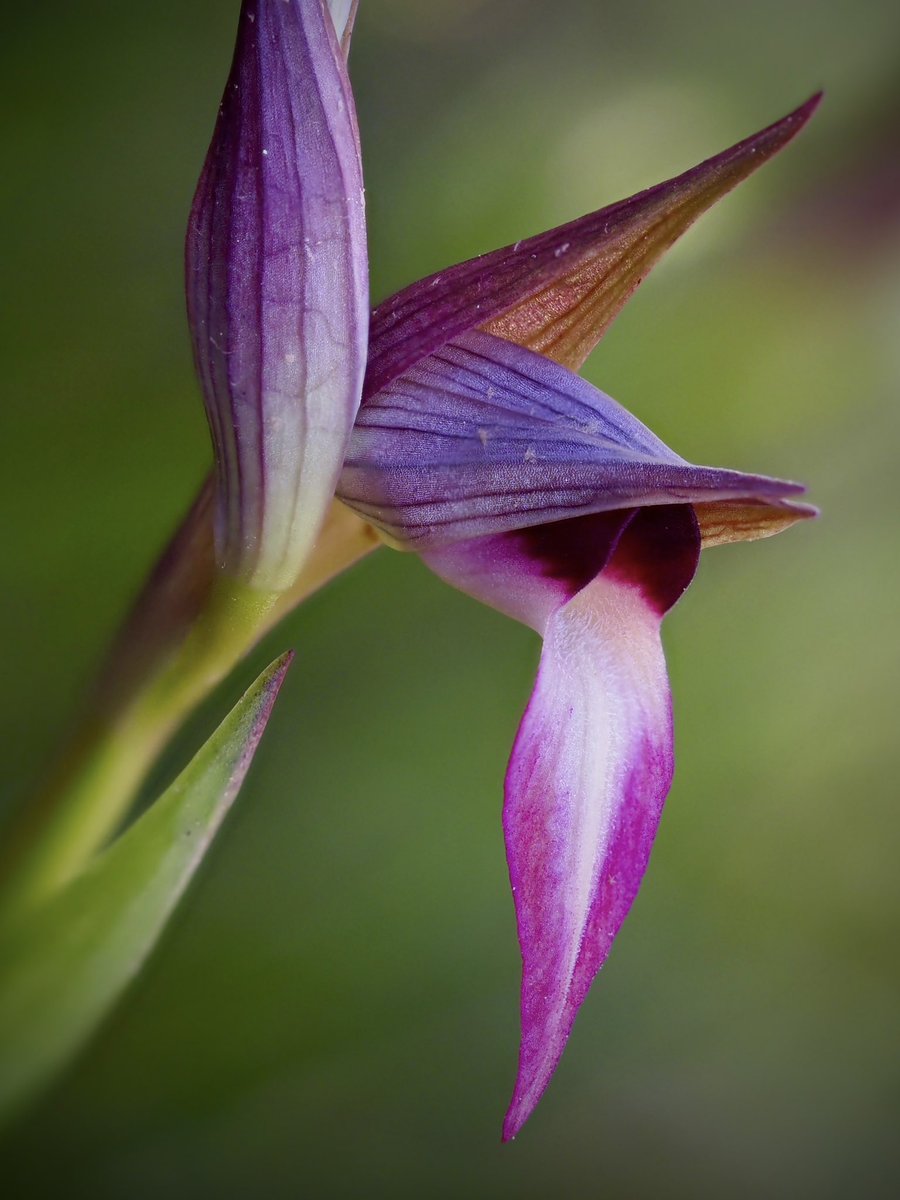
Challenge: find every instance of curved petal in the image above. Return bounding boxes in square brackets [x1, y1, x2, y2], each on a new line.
[186, 0, 368, 591]
[340, 331, 806, 548]
[364, 96, 820, 398]
[426, 505, 701, 1139]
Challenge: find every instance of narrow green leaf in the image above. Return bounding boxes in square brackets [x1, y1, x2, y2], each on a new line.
[0, 652, 292, 1125]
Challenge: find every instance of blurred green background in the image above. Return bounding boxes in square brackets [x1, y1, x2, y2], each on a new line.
[2, 1, 899, 1196]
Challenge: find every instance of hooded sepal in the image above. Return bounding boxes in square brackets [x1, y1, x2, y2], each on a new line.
[425, 505, 701, 1139]
[341, 331, 810, 549]
[187, 0, 368, 592]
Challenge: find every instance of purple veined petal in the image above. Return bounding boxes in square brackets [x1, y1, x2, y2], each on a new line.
[426, 504, 701, 1140]
[187, 0, 369, 592]
[339, 331, 808, 549]
[364, 96, 821, 400]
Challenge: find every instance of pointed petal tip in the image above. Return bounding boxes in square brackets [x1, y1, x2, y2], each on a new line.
[501, 1110, 522, 1144]
[792, 90, 825, 124]
[777, 498, 818, 520]
[762, 92, 824, 142]
[503, 1079, 551, 1141]
[725, 471, 807, 499]
[501, 1065, 556, 1137]
[696, 496, 818, 549]
[724, 90, 823, 164]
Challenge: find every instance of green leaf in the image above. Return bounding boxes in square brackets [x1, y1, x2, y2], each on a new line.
[0, 652, 292, 1125]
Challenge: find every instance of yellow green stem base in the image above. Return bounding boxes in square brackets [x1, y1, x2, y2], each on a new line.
[0, 498, 380, 926]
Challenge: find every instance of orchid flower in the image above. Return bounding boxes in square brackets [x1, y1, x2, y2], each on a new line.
[339, 328, 812, 1138]
[0, 0, 820, 1141]
[175, 0, 819, 1137]
[332, 98, 820, 1136]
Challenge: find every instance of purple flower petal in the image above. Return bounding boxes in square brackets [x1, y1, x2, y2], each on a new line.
[425, 504, 701, 1139]
[186, 0, 368, 591]
[364, 96, 821, 398]
[340, 331, 806, 548]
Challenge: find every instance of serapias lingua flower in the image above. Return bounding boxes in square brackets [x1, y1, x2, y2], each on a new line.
[187, 13, 818, 1132]
[333, 99, 820, 1138]
[0, 0, 821, 1132]
[160, 0, 819, 1139]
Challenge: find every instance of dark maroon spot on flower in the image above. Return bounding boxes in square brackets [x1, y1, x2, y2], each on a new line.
[606, 504, 701, 615]
[512, 509, 635, 595]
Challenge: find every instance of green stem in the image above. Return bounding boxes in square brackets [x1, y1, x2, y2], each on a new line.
[0, 579, 278, 925]
[0, 496, 381, 927]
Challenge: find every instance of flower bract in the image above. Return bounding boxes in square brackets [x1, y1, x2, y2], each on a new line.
[186, 0, 368, 592]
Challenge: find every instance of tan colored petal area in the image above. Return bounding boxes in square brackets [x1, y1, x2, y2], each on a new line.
[482, 95, 821, 373]
[695, 498, 817, 548]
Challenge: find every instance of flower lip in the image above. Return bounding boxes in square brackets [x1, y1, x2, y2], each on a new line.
[423, 505, 703, 1140]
